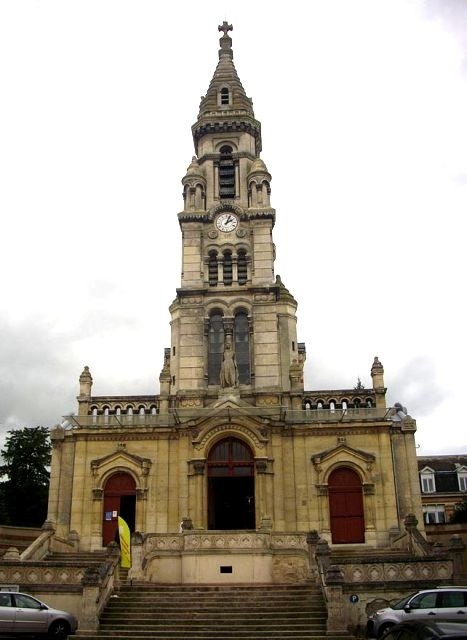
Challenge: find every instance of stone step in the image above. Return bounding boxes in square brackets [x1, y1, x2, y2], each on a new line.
[107, 594, 322, 603]
[85, 582, 336, 640]
[73, 636, 342, 640]
[101, 609, 327, 618]
[117, 580, 318, 593]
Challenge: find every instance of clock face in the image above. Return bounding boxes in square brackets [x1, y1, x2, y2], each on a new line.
[215, 212, 238, 233]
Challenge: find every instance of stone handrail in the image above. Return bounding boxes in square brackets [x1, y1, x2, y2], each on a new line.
[81, 551, 120, 631]
[19, 526, 55, 561]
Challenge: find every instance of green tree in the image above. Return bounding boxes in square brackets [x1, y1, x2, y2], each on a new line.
[0, 427, 51, 526]
[450, 496, 467, 524]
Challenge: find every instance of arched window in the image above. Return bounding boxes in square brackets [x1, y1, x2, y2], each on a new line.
[234, 311, 250, 384]
[223, 251, 232, 286]
[237, 249, 247, 285]
[220, 87, 230, 105]
[208, 313, 224, 385]
[219, 146, 235, 199]
[208, 251, 218, 286]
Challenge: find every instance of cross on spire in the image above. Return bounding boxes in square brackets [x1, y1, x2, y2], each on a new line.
[218, 21, 233, 37]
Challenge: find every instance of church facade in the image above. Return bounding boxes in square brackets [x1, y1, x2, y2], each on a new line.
[47, 23, 423, 583]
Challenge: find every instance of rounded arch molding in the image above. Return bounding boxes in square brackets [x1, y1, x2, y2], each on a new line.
[192, 422, 267, 454]
[208, 203, 245, 221]
[90, 449, 152, 498]
[311, 443, 375, 495]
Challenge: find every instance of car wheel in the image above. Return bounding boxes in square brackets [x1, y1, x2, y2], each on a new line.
[48, 619, 71, 640]
[377, 623, 395, 639]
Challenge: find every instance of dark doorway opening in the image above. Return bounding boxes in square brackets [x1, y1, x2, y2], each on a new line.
[208, 476, 255, 529]
[207, 437, 255, 530]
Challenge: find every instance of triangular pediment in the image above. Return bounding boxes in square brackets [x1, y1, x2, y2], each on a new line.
[311, 443, 375, 467]
[419, 466, 435, 474]
[91, 448, 152, 475]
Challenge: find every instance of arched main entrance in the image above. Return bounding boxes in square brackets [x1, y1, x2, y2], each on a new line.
[328, 467, 365, 543]
[207, 437, 255, 530]
[102, 472, 136, 546]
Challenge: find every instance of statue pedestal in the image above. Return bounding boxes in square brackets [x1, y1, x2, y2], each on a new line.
[218, 387, 240, 400]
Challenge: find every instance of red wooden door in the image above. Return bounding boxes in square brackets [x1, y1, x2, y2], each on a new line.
[102, 472, 136, 546]
[328, 467, 365, 543]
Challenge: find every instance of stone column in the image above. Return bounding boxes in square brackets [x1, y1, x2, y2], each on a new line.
[306, 530, 320, 581]
[80, 568, 101, 631]
[449, 535, 466, 582]
[129, 531, 145, 581]
[325, 565, 346, 634]
[193, 460, 205, 528]
[47, 426, 65, 525]
[91, 489, 103, 550]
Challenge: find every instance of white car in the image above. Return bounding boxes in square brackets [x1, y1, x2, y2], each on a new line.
[367, 587, 467, 638]
[0, 591, 78, 639]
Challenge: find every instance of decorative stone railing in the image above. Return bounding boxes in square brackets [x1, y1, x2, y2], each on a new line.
[65, 406, 392, 429]
[143, 530, 308, 554]
[131, 530, 310, 584]
[0, 559, 88, 587]
[307, 518, 456, 635]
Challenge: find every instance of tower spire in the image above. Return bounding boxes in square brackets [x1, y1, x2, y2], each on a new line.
[192, 23, 262, 156]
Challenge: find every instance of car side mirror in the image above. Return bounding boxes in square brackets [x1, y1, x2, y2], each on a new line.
[404, 604, 412, 612]
[39, 605, 48, 610]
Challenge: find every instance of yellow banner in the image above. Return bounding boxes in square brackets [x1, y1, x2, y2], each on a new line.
[118, 516, 131, 568]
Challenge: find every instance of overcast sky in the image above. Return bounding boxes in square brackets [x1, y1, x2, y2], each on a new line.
[0, 0, 466, 455]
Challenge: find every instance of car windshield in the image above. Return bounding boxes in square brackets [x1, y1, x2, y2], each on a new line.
[391, 593, 419, 610]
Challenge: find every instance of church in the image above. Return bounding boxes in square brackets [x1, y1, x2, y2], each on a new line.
[47, 22, 424, 585]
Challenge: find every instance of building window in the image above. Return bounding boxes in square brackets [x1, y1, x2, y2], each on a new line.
[423, 504, 446, 524]
[237, 249, 247, 285]
[234, 312, 250, 384]
[220, 87, 230, 105]
[458, 470, 467, 492]
[219, 146, 235, 199]
[223, 251, 233, 286]
[208, 251, 218, 286]
[420, 469, 435, 493]
[208, 313, 224, 385]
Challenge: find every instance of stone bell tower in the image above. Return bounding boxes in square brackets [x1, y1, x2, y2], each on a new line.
[168, 22, 304, 401]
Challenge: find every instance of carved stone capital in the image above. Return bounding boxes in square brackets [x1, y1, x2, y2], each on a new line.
[316, 484, 328, 496]
[363, 483, 375, 495]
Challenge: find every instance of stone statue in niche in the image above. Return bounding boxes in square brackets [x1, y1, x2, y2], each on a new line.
[220, 336, 238, 388]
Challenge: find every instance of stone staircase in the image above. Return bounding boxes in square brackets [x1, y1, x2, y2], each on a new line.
[71, 582, 345, 640]
[44, 551, 108, 564]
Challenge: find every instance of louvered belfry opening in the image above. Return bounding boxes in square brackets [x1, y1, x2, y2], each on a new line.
[218, 146, 235, 199]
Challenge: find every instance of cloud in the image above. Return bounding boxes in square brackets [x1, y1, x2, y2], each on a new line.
[387, 356, 447, 418]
